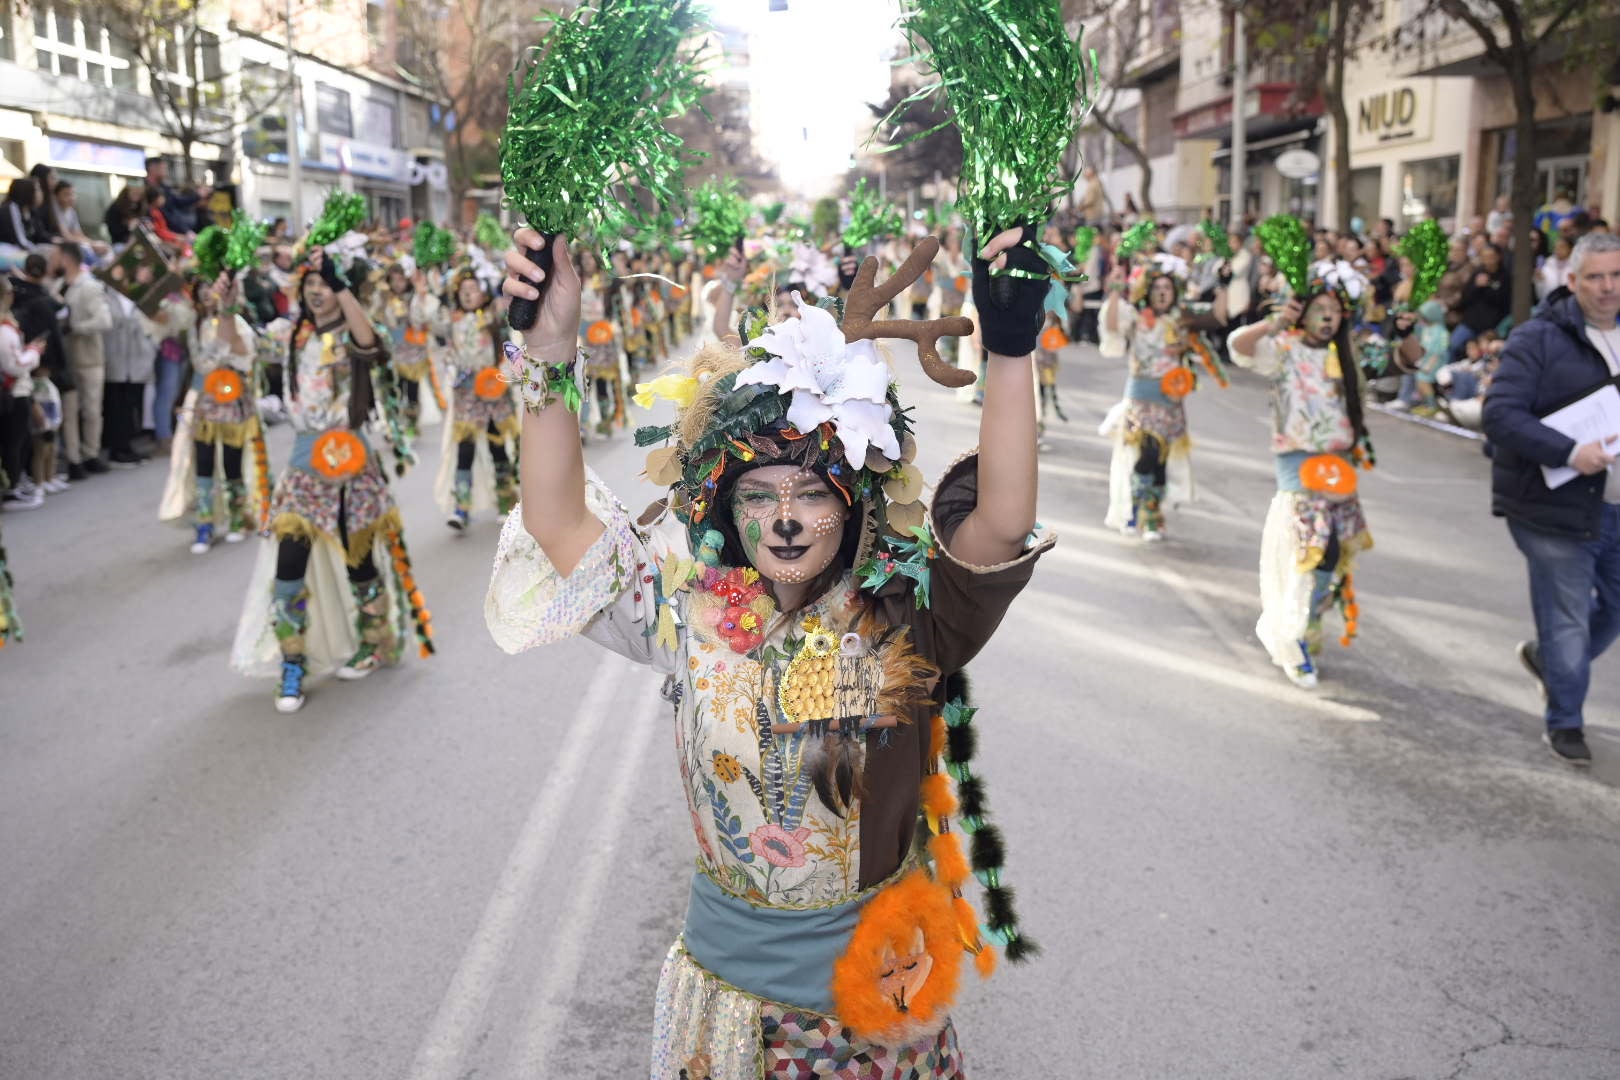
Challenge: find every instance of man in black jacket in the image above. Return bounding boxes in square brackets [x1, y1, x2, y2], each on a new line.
[1483, 231, 1620, 765]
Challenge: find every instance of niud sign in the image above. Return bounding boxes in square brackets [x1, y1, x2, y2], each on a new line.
[1357, 87, 1420, 144]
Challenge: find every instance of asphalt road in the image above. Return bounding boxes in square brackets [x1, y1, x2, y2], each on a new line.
[2, 339, 1618, 1080]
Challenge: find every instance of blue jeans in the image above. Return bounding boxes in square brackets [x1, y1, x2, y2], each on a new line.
[153, 356, 184, 440]
[1508, 504, 1620, 730]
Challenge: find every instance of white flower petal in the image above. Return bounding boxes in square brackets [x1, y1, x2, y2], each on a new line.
[785, 391, 834, 435]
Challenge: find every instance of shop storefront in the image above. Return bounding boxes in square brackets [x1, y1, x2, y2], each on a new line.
[46, 136, 149, 230]
[1328, 74, 1474, 232]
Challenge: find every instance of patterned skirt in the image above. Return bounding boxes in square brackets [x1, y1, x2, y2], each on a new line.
[393, 341, 433, 383]
[1122, 399, 1188, 456]
[269, 431, 399, 566]
[451, 379, 519, 444]
[192, 378, 258, 447]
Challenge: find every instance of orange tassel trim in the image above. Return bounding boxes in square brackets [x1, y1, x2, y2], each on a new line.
[919, 772, 958, 820]
[388, 528, 435, 658]
[928, 831, 971, 890]
[251, 429, 272, 534]
[425, 359, 448, 413]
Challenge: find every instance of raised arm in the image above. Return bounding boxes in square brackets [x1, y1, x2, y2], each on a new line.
[710, 248, 746, 344]
[310, 247, 377, 351]
[947, 226, 1041, 566]
[503, 229, 603, 575]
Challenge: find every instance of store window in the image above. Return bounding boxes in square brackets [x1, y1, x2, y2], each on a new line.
[317, 84, 353, 137]
[1399, 155, 1459, 230]
[1490, 116, 1592, 208]
[1349, 166, 1381, 228]
[359, 98, 399, 146]
[31, 3, 134, 87]
[54, 169, 115, 242]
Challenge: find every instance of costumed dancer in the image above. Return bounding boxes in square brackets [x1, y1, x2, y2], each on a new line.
[436, 265, 519, 530]
[494, 221, 1052, 1078]
[159, 271, 265, 553]
[230, 243, 433, 713]
[1101, 241, 1226, 541]
[372, 261, 444, 436]
[1226, 216, 1420, 688]
[578, 246, 629, 439]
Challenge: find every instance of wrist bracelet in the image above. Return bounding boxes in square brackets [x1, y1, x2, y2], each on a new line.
[502, 340, 583, 414]
[720, 278, 739, 295]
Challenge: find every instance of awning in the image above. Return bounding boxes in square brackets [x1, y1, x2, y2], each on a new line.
[1211, 124, 1320, 162]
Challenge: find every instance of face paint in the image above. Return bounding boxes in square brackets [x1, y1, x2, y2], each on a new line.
[729, 465, 848, 586]
[1303, 295, 1342, 346]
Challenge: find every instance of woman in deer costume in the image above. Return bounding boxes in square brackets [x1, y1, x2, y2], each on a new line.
[489, 227, 1052, 1078]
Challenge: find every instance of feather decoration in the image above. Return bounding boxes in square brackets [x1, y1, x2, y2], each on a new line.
[882, 0, 1096, 237]
[1254, 214, 1313, 298]
[1398, 218, 1449, 308]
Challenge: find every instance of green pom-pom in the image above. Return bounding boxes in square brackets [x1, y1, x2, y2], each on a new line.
[685, 177, 752, 262]
[501, 0, 708, 244]
[193, 225, 228, 281]
[1199, 218, 1234, 260]
[474, 213, 509, 252]
[1115, 219, 1159, 261]
[305, 192, 367, 248]
[1071, 226, 1096, 264]
[414, 222, 455, 267]
[224, 211, 267, 272]
[883, 0, 1097, 237]
[1254, 214, 1312, 298]
[1398, 218, 1448, 308]
[840, 177, 902, 249]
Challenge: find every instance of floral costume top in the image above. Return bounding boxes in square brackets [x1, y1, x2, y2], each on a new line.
[579, 275, 622, 380]
[269, 320, 397, 563]
[1232, 332, 1356, 456]
[189, 313, 259, 447]
[372, 289, 440, 382]
[440, 306, 517, 441]
[1115, 304, 1189, 446]
[489, 452, 1051, 907]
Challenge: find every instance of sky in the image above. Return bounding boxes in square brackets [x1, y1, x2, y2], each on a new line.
[705, 0, 905, 195]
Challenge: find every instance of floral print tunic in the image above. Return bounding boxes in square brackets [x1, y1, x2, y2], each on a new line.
[1116, 304, 1189, 446]
[1231, 332, 1357, 455]
[189, 313, 257, 439]
[372, 289, 439, 382]
[441, 307, 516, 436]
[486, 454, 1053, 909]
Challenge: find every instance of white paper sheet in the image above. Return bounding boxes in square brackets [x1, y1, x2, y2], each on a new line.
[1540, 384, 1620, 490]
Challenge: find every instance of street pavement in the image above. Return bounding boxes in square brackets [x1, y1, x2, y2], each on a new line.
[2, 338, 1618, 1080]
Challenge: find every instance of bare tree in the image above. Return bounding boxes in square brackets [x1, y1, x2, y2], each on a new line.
[667, 81, 777, 196]
[391, 0, 551, 220]
[1063, 0, 1157, 216]
[865, 74, 963, 200]
[1397, 0, 1618, 323]
[100, 0, 292, 183]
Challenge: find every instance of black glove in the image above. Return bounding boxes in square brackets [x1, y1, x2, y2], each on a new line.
[1218, 263, 1234, 285]
[318, 252, 349, 294]
[837, 247, 859, 292]
[971, 224, 1047, 357]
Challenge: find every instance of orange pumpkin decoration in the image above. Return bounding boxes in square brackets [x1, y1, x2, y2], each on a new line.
[702, 264, 717, 279]
[954, 273, 970, 293]
[585, 320, 614, 346]
[1159, 366, 1195, 400]
[1039, 326, 1069, 352]
[1299, 453, 1358, 499]
[631, 307, 644, 328]
[311, 430, 367, 481]
[404, 326, 429, 346]
[204, 369, 243, 404]
[474, 366, 507, 401]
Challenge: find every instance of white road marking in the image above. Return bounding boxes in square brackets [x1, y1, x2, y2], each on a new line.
[500, 686, 664, 1078]
[405, 651, 635, 1080]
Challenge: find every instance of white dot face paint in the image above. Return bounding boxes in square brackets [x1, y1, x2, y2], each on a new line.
[729, 464, 849, 586]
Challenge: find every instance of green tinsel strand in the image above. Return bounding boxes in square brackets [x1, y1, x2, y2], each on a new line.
[1199, 218, 1233, 260]
[1114, 219, 1159, 261]
[193, 225, 228, 281]
[885, 0, 1096, 237]
[474, 212, 509, 252]
[305, 192, 367, 248]
[840, 177, 903, 249]
[685, 176, 752, 262]
[224, 211, 267, 272]
[1254, 214, 1312, 298]
[1398, 218, 1448, 308]
[501, 0, 707, 242]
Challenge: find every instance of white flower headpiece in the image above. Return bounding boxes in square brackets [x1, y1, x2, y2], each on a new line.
[733, 292, 901, 468]
[1311, 258, 1366, 303]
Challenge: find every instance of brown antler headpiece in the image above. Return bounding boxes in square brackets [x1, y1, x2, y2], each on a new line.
[842, 236, 977, 388]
